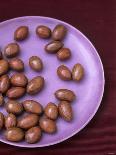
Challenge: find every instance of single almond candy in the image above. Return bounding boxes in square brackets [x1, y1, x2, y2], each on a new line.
[14, 26, 29, 41]
[36, 25, 51, 39]
[58, 101, 73, 121]
[57, 65, 72, 81]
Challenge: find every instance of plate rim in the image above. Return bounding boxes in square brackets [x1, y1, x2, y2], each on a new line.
[0, 16, 105, 148]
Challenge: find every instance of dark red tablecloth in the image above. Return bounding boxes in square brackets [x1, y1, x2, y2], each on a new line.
[0, 0, 115, 154]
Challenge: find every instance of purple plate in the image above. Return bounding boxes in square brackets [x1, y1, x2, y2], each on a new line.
[0, 16, 105, 148]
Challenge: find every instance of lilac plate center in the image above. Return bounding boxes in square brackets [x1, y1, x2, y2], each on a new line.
[0, 16, 104, 148]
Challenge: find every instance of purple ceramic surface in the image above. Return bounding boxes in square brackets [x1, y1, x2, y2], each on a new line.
[0, 16, 105, 148]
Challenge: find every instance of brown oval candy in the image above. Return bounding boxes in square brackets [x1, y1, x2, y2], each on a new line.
[36, 25, 51, 39]
[6, 87, 25, 99]
[29, 56, 43, 72]
[14, 26, 29, 41]
[23, 100, 43, 115]
[44, 102, 58, 120]
[25, 126, 42, 144]
[55, 89, 75, 102]
[45, 41, 63, 54]
[5, 127, 24, 142]
[0, 112, 4, 129]
[10, 73, 28, 87]
[5, 113, 17, 129]
[17, 114, 39, 129]
[4, 43, 20, 58]
[0, 75, 10, 93]
[0, 94, 4, 106]
[72, 63, 84, 81]
[6, 100, 23, 115]
[57, 48, 71, 61]
[0, 59, 9, 76]
[57, 65, 72, 81]
[27, 76, 44, 95]
[39, 117, 56, 134]
[9, 58, 24, 71]
[58, 101, 73, 121]
[52, 24, 67, 41]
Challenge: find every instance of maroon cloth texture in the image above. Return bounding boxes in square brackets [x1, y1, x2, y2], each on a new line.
[0, 0, 115, 154]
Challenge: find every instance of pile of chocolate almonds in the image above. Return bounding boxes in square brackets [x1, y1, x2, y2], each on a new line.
[0, 24, 84, 144]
